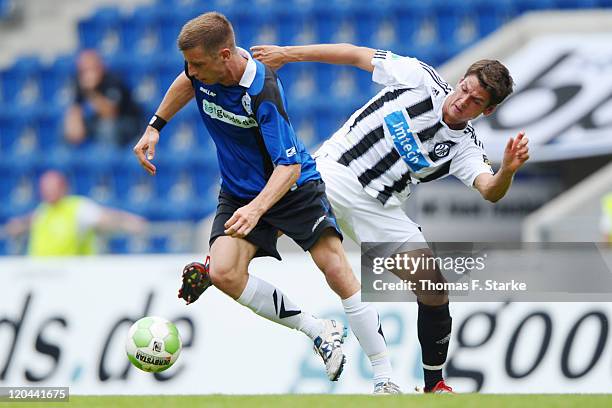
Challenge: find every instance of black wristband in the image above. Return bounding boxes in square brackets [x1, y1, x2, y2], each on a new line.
[148, 114, 167, 132]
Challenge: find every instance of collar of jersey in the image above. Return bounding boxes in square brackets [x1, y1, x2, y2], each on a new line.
[237, 47, 257, 88]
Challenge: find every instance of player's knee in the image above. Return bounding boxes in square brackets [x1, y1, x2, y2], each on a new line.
[321, 254, 354, 285]
[208, 262, 240, 290]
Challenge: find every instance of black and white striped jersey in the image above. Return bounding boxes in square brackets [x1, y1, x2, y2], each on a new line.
[316, 50, 494, 206]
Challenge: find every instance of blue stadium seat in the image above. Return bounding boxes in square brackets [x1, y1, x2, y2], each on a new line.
[393, 1, 435, 46]
[40, 54, 76, 107]
[148, 234, 170, 253]
[69, 145, 119, 204]
[78, 6, 122, 55]
[120, 5, 164, 55]
[351, 1, 394, 47]
[433, 0, 478, 48]
[0, 106, 42, 155]
[37, 107, 63, 151]
[274, 1, 312, 45]
[2, 153, 40, 211]
[0, 56, 42, 105]
[107, 235, 130, 254]
[310, 0, 354, 44]
[473, 0, 517, 38]
[122, 55, 164, 106]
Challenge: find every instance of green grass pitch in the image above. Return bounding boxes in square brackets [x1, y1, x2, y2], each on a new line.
[7, 394, 612, 408]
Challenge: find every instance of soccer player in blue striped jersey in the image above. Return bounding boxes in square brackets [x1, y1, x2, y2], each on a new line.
[133, 13, 399, 392]
[252, 43, 530, 393]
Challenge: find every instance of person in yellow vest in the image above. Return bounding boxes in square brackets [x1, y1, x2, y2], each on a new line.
[5, 170, 147, 256]
[601, 193, 612, 244]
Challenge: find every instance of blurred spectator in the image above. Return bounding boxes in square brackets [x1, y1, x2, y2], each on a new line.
[63, 49, 142, 147]
[601, 193, 612, 244]
[5, 170, 147, 256]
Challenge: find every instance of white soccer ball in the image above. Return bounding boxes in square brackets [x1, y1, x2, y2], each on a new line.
[125, 316, 182, 373]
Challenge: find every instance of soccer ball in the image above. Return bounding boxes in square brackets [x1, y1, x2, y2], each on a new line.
[125, 316, 182, 373]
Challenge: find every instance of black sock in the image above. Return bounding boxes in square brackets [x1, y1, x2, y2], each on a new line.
[417, 301, 452, 391]
[424, 369, 443, 391]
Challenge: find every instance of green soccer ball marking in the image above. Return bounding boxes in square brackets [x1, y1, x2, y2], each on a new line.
[125, 316, 182, 373]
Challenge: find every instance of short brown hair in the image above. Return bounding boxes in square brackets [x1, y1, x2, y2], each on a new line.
[177, 12, 235, 54]
[464, 60, 514, 106]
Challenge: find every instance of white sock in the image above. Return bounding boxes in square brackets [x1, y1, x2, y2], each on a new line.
[342, 291, 393, 384]
[237, 274, 324, 340]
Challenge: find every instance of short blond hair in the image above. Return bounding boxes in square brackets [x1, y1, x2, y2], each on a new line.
[177, 12, 235, 54]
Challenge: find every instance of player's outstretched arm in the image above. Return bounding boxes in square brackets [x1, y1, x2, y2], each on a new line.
[474, 131, 530, 203]
[251, 43, 376, 72]
[133, 72, 194, 175]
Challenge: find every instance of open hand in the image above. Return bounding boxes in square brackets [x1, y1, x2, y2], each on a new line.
[502, 131, 530, 173]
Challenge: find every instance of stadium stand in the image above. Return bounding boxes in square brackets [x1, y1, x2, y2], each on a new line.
[0, 0, 610, 254]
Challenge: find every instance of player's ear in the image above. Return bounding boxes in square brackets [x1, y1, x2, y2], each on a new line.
[219, 48, 232, 61]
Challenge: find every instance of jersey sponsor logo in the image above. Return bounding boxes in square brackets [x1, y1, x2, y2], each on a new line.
[199, 87, 216, 97]
[202, 99, 258, 128]
[384, 110, 432, 172]
[285, 146, 296, 157]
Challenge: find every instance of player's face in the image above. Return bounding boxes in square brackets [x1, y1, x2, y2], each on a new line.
[183, 46, 226, 85]
[443, 75, 496, 126]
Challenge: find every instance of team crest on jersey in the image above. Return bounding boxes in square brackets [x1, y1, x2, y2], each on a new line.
[242, 93, 253, 116]
[433, 142, 452, 159]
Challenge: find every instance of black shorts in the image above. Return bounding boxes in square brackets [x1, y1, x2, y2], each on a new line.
[209, 179, 343, 260]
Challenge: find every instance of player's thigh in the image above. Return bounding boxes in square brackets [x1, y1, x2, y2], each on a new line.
[209, 235, 257, 278]
[315, 155, 360, 242]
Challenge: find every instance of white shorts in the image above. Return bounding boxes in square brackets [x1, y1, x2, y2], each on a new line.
[316, 154, 429, 255]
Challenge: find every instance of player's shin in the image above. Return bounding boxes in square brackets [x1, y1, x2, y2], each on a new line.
[342, 290, 393, 384]
[417, 301, 452, 391]
[236, 274, 324, 339]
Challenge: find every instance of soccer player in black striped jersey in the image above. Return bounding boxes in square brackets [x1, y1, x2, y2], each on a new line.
[253, 43, 530, 393]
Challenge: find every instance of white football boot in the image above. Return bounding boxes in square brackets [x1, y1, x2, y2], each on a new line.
[313, 319, 348, 381]
[373, 380, 402, 395]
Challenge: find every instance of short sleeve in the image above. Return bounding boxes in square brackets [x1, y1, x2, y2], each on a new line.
[252, 72, 301, 167]
[256, 100, 301, 166]
[371, 49, 425, 88]
[450, 139, 494, 189]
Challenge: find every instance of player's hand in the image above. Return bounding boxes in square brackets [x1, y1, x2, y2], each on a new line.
[133, 126, 159, 175]
[251, 45, 289, 70]
[224, 204, 262, 238]
[501, 131, 529, 173]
